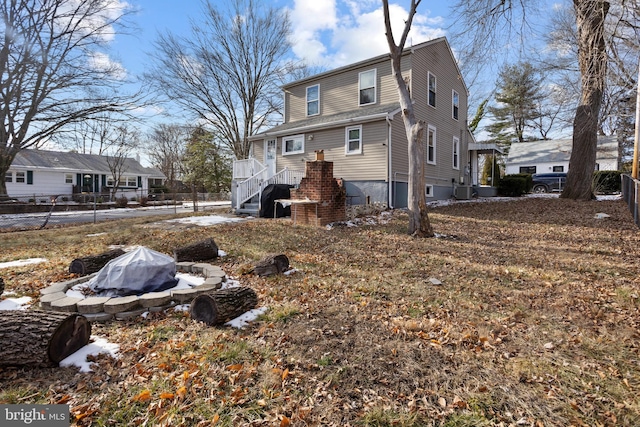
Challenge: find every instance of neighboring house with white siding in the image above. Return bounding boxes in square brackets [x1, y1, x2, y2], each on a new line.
[233, 37, 483, 213]
[5, 149, 165, 200]
[505, 136, 619, 175]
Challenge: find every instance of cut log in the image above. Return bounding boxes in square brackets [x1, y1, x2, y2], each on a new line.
[0, 277, 4, 296]
[174, 238, 219, 262]
[189, 287, 258, 326]
[254, 254, 289, 277]
[0, 310, 91, 367]
[69, 248, 126, 276]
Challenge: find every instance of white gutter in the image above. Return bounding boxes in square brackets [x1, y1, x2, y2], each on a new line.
[249, 110, 401, 141]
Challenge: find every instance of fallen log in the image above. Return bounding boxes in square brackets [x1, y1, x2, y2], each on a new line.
[189, 287, 258, 326]
[69, 248, 125, 276]
[254, 254, 289, 277]
[174, 238, 219, 262]
[0, 310, 91, 367]
[0, 277, 4, 296]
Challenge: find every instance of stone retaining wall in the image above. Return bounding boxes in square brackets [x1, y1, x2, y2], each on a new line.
[39, 262, 228, 322]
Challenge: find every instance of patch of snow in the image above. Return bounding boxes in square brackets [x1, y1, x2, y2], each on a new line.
[225, 307, 268, 329]
[165, 215, 246, 227]
[86, 233, 107, 237]
[59, 336, 120, 373]
[218, 249, 227, 257]
[0, 258, 47, 269]
[0, 296, 31, 310]
[283, 268, 299, 276]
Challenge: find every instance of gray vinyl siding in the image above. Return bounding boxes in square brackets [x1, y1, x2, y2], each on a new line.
[255, 120, 388, 182]
[285, 58, 411, 124]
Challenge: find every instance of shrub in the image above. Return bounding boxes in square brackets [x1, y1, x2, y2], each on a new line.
[139, 196, 148, 207]
[498, 175, 529, 197]
[115, 196, 128, 208]
[510, 173, 533, 192]
[592, 170, 621, 194]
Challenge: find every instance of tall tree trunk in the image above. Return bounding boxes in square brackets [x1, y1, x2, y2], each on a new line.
[562, 0, 609, 200]
[383, 0, 433, 237]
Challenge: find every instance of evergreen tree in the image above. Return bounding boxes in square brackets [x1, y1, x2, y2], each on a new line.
[182, 127, 233, 195]
[486, 62, 543, 146]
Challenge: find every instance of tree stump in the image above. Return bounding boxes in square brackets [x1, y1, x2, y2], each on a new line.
[253, 254, 289, 276]
[174, 238, 219, 262]
[69, 248, 126, 276]
[0, 310, 91, 367]
[189, 287, 258, 326]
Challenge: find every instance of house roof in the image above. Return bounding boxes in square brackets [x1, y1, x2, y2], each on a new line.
[249, 102, 401, 140]
[11, 149, 166, 178]
[506, 136, 618, 165]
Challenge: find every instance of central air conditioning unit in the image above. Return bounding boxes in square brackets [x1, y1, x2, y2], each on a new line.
[453, 185, 473, 200]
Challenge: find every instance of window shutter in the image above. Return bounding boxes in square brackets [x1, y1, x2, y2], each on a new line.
[27, 170, 33, 185]
[138, 176, 142, 188]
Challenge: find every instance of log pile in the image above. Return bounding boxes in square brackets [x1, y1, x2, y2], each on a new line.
[189, 287, 258, 326]
[0, 311, 91, 367]
[174, 238, 218, 262]
[69, 248, 125, 276]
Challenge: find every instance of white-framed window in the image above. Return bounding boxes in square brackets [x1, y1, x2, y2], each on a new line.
[5, 171, 12, 183]
[126, 176, 138, 187]
[425, 184, 434, 198]
[107, 176, 137, 187]
[15, 171, 25, 183]
[452, 136, 460, 170]
[345, 125, 362, 155]
[283, 134, 304, 155]
[359, 69, 376, 105]
[428, 72, 436, 108]
[427, 125, 436, 165]
[452, 90, 459, 120]
[65, 173, 73, 184]
[306, 84, 319, 116]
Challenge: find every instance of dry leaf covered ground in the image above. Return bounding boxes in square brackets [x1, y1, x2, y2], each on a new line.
[0, 196, 639, 426]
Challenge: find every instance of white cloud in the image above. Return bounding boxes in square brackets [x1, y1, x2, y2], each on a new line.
[87, 51, 127, 80]
[288, 1, 446, 68]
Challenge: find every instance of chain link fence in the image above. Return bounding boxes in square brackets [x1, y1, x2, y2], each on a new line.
[0, 191, 231, 232]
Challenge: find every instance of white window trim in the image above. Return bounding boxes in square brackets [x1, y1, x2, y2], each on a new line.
[15, 171, 25, 183]
[359, 69, 377, 106]
[282, 134, 305, 155]
[5, 171, 12, 183]
[452, 89, 459, 121]
[425, 184, 434, 198]
[427, 125, 436, 165]
[428, 72, 436, 108]
[306, 84, 320, 117]
[65, 173, 73, 184]
[345, 125, 363, 155]
[452, 136, 460, 170]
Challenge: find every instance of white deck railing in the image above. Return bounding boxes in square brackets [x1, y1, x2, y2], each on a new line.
[234, 166, 305, 210]
[233, 158, 265, 180]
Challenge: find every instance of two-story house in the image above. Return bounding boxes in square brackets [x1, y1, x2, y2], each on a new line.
[233, 37, 479, 214]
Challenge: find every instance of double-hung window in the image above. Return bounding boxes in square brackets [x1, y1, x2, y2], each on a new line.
[452, 90, 459, 120]
[126, 176, 138, 187]
[283, 134, 304, 155]
[428, 72, 436, 108]
[427, 125, 436, 165]
[65, 173, 73, 184]
[5, 171, 12, 182]
[452, 136, 460, 170]
[15, 171, 25, 183]
[306, 84, 319, 116]
[359, 69, 376, 105]
[345, 125, 362, 155]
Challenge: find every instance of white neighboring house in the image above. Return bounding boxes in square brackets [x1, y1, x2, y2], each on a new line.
[505, 136, 619, 175]
[5, 149, 165, 200]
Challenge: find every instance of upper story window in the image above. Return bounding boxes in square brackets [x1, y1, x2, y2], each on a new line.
[65, 173, 73, 184]
[15, 171, 25, 183]
[452, 90, 459, 120]
[359, 69, 376, 105]
[306, 84, 319, 116]
[283, 134, 304, 155]
[452, 136, 460, 170]
[427, 125, 436, 165]
[5, 171, 12, 183]
[428, 72, 436, 108]
[345, 125, 362, 155]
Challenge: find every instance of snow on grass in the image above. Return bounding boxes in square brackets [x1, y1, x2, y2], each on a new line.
[59, 336, 120, 373]
[0, 258, 47, 269]
[165, 215, 247, 226]
[0, 296, 32, 310]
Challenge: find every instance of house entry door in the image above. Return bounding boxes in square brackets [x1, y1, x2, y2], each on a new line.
[265, 139, 276, 177]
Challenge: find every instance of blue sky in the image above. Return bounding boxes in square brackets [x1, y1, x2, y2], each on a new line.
[111, 0, 454, 82]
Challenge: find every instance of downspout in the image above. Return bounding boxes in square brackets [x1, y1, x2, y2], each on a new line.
[386, 115, 394, 209]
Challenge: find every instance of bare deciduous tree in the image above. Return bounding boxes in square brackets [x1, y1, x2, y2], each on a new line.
[0, 0, 143, 197]
[145, 0, 298, 160]
[105, 126, 140, 202]
[146, 124, 189, 193]
[382, 0, 433, 237]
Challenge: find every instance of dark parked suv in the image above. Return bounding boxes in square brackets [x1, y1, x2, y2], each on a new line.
[531, 173, 567, 193]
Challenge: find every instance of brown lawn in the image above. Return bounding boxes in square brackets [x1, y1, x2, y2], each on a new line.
[0, 196, 639, 426]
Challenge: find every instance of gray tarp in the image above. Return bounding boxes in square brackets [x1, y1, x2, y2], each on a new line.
[88, 246, 178, 297]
